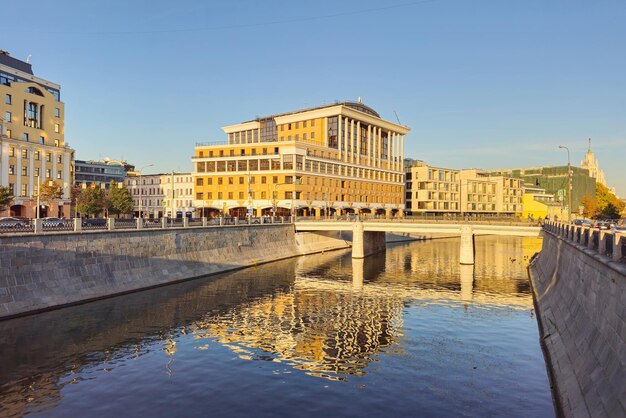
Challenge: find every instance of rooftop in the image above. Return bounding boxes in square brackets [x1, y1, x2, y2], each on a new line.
[0, 50, 34, 75]
[242, 100, 382, 123]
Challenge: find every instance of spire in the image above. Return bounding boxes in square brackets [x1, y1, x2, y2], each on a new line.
[587, 138, 592, 153]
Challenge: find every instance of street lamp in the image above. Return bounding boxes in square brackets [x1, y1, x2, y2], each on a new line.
[558, 145, 572, 222]
[138, 164, 154, 219]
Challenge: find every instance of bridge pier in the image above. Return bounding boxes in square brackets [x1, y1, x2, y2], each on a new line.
[352, 221, 386, 259]
[459, 225, 475, 265]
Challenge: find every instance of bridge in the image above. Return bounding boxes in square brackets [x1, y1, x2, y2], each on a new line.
[294, 219, 541, 262]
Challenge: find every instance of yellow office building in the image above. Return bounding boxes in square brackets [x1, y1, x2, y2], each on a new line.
[192, 101, 410, 217]
[0, 50, 74, 218]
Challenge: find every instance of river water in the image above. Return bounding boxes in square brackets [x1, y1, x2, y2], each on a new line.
[0, 236, 553, 417]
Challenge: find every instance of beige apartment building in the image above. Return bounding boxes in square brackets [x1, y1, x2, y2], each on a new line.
[0, 50, 74, 217]
[192, 101, 410, 218]
[124, 172, 194, 218]
[405, 161, 523, 216]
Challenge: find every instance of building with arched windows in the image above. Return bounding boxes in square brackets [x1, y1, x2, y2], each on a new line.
[0, 50, 74, 218]
[192, 101, 410, 218]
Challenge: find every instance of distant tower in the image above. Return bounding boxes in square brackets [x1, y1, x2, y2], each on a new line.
[580, 138, 607, 186]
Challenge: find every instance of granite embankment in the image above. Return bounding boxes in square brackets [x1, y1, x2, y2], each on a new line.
[0, 225, 350, 320]
[529, 230, 625, 418]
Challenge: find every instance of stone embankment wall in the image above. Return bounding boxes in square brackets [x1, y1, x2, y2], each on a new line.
[529, 230, 625, 418]
[0, 225, 351, 320]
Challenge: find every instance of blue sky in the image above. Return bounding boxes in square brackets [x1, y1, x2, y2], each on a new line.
[3, 0, 625, 195]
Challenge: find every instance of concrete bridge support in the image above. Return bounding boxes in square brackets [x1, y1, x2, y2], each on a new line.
[459, 225, 475, 265]
[352, 222, 386, 258]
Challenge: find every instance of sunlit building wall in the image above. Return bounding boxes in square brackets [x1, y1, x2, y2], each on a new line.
[192, 101, 410, 217]
[0, 50, 74, 217]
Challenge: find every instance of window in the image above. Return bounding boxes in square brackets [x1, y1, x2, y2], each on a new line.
[57, 155, 62, 164]
[303, 120, 307, 128]
[311, 132, 315, 139]
[5, 111, 10, 122]
[46, 153, 52, 162]
[196, 192, 203, 200]
[54, 139, 59, 147]
[5, 94, 11, 104]
[39, 136, 44, 144]
[23, 133, 28, 141]
[311, 119, 315, 126]
[35, 167, 40, 177]
[228, 192, 233, 199]
[9, 147, 15, 157]
[35, 151, 40, 160]
[238, 192, 244, 199]
[6, 129, 10, 138]
[261, 176, 266, 184]
[228, 177, 233, 185]
[54, 123, 60, 133]
[21, 184, 28, 196]
[46, 169, 51, 178]
[21, 166, 27, 176]
[22, 149, 28, 159]
[56, 170, 61, 178]
[55, 108, 60, 117]
[196, 178, 203, 186]
[217, 177, 223, 185]
[8, 165, 14, 175]
[239, 177, 244, 185]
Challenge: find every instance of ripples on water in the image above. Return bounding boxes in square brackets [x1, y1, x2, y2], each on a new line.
[0, 236, 553, 418]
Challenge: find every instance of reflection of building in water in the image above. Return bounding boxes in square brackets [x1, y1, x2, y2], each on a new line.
[189, 279, 405, 380]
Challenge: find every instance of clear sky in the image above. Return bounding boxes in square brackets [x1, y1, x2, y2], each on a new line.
[3, 0, 625, 195]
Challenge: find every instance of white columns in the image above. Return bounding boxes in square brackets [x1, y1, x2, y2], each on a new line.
[16, 148, 22, 197]
[356, 121, 361, 165]
[52, 151, 58, 182]
[349, 118, 355, 163]
[386, 130, 391, 170]
[344, 116, 350, 163]
[337, 115, 342, 159]
[367, 125, 372, 166]
[29, 149, 34, 199]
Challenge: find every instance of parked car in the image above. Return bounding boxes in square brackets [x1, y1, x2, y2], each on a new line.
[41, 217, 68, 227]
[0, 216, 27, 228]
[81, 218, 107, 227]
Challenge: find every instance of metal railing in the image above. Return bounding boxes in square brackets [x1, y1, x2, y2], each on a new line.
[0, 216, 293, 236]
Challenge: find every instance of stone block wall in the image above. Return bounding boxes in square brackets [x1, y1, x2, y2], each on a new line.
[0, 225, 351, 320]
[530, 231, 625, 418]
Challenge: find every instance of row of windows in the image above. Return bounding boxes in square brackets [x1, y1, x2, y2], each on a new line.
[196, 158, 402, 183]
[195, 190, 399, 204]
[280, 119, 316, 131]
[132, 199, 194, 207]
[7, 166, 63, 179]
[198, 147, 279, 158]
[8, 147, 62, 162]
[1, 73, 61, 100]
[131, 188, 193, 196]
[279, 132, 316, 141]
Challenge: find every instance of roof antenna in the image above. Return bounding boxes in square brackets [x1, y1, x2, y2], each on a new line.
[393, 110, 402, 125]
[26, 54, 32, 64]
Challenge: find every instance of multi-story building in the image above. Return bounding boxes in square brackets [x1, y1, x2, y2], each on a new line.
[488, 165, 595, 214]
[0, 50, 74, 217]
[522, 185, 565, 221]
[124, 172, 194, 218]
[405, 161, 523, 216]
[192, 101, 409, 218]
[75, 158, 132, 188]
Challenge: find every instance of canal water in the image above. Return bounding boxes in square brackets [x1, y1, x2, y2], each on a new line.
[0, 236, 554, 417]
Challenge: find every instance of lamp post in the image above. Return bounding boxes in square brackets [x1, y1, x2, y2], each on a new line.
[137, 164, 154, 219]
[558, 145, 572, 222]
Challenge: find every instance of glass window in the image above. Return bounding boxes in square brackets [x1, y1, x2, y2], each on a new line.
[22, 149, 28, 159]
[35, 151, 40, 160]
[55, 108, 60, 117]
[21, 166, 27, 176]
[5, 94, 11, 104]
[23, 133, 29, 141]
[8, 165, 14, 175]
[57, 170, 62, 179]
[54, 139, 59, 147]
[39, 136, 44, 144]
[5, 111, 10, 122]
[54, 123, 60, 133]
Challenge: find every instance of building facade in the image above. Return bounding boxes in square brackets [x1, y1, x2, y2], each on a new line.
[192, 101, 409, 218]
[488, 166, 595, 216]
[75, 159, 131, 188]
[405, 161, 523, 216]
[0, 50, 74, 217]
[124, 172, 194, 218]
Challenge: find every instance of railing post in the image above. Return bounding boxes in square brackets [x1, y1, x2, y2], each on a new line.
[74, 218, 82, 232]
[202, 217, 207, 227]
[183, 217, 189, 228]
[587, 229, 595, 250]
[281, 216, 285, 224]
[219, 217, 223, 226]
[612, 234, 623, 262]
[108, 218, 115, 231]
[234, 217, 239, 226]
[34, 218, 42, 234]
[136, 219, 143, 230]
[598, 231, 607, 256]
[162, 218, 167, 228]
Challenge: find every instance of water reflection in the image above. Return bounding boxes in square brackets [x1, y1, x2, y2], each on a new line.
[0, 236, 548, 418]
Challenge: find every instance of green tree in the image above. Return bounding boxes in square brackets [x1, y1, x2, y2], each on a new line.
[76, 187, 105, 217]
[39, 180, 63, 209]
[595, 183, 625, 219]
[0, 185, 13, 212]
[106, 181, 134, 217]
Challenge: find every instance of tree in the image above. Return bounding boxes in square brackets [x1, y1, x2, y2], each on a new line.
[39, 180, 63, 209]
[0, 185, 13, 212]
[106, 181, 134, 217]
[580, 194, 598, 218]
[76, 187, 105, 217]
[595, 183, 625, 219]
